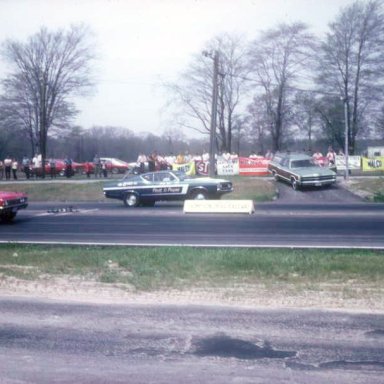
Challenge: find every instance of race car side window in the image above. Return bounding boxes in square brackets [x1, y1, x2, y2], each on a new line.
[152, 172, 176, 182]
[163, 172, 177, 182]
[141, 173, 154, 183]
[154, 173, 164, 182]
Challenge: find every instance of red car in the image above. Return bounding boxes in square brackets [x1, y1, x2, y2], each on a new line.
[32, 159, 84, 177]
[85, 158, 131, 175]
[101, 157, 131, 174]
[0, 191, 28, 222]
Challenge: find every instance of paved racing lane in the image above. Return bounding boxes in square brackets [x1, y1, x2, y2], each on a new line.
[1, 298, 384, 384]
[2, 201, 384, 248]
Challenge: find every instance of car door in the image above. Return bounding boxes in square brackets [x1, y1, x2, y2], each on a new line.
[279, 158, 291, 181]
[151, 171, 187, 199]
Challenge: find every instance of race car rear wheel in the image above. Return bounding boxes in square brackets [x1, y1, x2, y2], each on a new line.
[190, 190, 208, 200]
[124, 193, 140, 207]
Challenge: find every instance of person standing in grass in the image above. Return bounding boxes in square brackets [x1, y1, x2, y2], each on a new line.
[22, 156, 31, 179]
[64, 156, 73, 178]
[101, 160, 108, 178]
[84, 161, 92, 178]
[11, 158, 18, 180]
[49, 159, 57, 178]
[4, 156, 12, 180]
[93, 154, 101, 178]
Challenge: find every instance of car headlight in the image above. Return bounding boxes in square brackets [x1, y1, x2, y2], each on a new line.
[217, 182, 232, 191]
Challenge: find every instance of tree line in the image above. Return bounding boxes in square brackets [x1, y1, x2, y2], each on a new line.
[168, 0, 384, 155]
[0, 1, 383, 173]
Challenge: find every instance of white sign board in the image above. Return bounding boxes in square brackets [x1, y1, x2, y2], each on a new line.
[217, 159, 239, 176]
[184, 200, 255, 215]
[335, 155, 361, 170]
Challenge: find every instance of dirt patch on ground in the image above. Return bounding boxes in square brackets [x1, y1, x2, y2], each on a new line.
[1, 273, 383, 313]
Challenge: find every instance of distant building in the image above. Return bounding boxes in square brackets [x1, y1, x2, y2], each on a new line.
[367, 146, 384, 157]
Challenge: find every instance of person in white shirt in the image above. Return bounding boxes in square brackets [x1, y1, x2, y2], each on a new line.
[202, 152, 210, 162]
[222, 151, 231, 161]
[136, 153, 147, 174]
[11, 159, 18, 180]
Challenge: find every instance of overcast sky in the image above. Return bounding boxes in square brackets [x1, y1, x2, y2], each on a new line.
[0, 0, 355, 138]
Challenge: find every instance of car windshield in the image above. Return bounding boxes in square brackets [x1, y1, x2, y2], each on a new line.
[290, 159, 315, 168]
[121, 173, 137, 181]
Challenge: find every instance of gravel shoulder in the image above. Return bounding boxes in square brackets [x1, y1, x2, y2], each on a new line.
[1, 271, 383, 313]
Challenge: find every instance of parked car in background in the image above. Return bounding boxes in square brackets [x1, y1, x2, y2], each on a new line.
[268, 152, 337, 190]
[31, 159, 83, 177]
[86, 158, 131, 175]
[103, 170, 233, 207]
[101, 158, 131, 174]
[0, 191, 28, 222]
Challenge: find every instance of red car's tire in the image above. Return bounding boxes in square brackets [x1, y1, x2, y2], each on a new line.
[1, 212, 17, 222]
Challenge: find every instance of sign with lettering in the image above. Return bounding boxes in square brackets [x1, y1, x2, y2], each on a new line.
[195, 160, 210, 176]
[238, 157, 270, 176]
[361, 157, 384, 172]
[172, 161, 196, 175]
[184, 199, 255, 214]
[152, 187, 182, 194]
[217, 159, 239, 176]
[335, 155, 361, 170]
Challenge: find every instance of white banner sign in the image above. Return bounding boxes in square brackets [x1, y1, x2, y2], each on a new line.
[335, 155, 361, 170]
[217, 159, 239, 176]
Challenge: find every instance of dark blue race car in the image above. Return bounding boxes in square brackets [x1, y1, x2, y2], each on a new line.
[103, 170, 233, 207]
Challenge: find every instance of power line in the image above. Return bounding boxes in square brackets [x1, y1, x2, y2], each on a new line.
[228, 73, 340, 97]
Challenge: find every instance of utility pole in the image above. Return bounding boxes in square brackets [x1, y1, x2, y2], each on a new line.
[343, 97, 349, 181]
[203, 50, 219, 178]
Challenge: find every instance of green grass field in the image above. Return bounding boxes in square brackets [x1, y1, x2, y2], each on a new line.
[346, 177, 384, 201]
[1, 245, 383, 292]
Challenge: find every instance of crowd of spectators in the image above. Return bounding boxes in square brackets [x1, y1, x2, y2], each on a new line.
[0, 147, 343, 181]
[0, 156, 19, 180]
[134, 150, 242, 174]
[0, 154, 76, 180]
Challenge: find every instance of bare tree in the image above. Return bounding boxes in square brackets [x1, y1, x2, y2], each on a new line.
[0, 24, 95, 176]
[374, 105, 384, 139]
[291, 91, 321, 152]
[247, 23, 316, 152]
[315, 97, 346, 151]
[317, 0, 384, 154]
[165, 33, 249, 153]
[244, 95, 272, 155]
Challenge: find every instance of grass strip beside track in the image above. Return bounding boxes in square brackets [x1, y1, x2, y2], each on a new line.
[0, 245, 383, 292]
[0, 181, 106, 201]
[346, 177, 384, 201]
